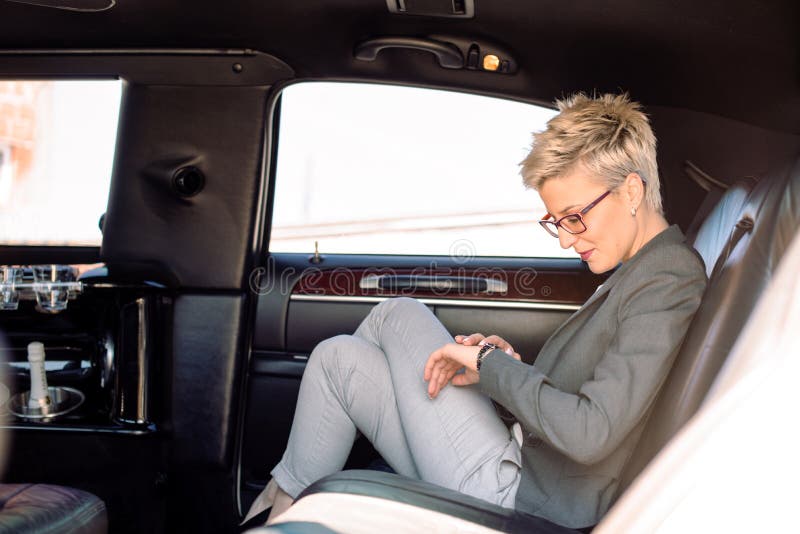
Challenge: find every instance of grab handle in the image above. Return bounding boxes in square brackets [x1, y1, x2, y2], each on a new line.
[354, 37, 464, 69]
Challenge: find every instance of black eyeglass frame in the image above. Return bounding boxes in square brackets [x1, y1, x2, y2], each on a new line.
[538, 175, 647, 238]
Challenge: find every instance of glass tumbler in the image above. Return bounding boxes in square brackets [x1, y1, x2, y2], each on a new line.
[0, 266, 23, 310]
[32, 265, 76, 313]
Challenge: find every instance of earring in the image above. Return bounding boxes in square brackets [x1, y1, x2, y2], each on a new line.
[631, 207, 637, 216]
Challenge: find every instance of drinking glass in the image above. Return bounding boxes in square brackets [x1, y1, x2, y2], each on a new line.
[32, 265, 76, 313]
[0, 266, 23, 310]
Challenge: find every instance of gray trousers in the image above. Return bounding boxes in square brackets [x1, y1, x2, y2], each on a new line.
[270, 297, 521, 509]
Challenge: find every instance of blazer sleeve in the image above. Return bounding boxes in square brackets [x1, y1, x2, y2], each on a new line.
[478, 251, 706, 465]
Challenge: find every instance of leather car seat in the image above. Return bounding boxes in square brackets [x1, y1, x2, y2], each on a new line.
[617, 154, 800, 494]
[0, 484, 107, 534]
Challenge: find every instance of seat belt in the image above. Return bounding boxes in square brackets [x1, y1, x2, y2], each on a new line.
[709, 217, 755, 281]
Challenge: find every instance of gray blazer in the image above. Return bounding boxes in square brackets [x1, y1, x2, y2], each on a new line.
[479, 225, 707, 529]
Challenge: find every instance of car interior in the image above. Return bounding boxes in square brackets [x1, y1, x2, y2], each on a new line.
[0, 1, 797, 533]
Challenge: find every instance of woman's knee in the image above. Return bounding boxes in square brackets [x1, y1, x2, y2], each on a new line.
[372, 297, 429, 322]
[308, 334, 361, 373]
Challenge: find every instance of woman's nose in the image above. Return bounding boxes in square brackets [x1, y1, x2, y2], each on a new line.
[558, 228, 578, 249]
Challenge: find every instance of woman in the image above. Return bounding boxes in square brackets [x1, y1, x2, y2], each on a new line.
[245, 93, 707, 529]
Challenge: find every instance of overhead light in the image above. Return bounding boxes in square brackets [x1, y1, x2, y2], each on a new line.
[482, 54, 500, 72]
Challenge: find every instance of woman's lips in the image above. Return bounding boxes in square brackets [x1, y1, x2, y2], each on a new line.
[579, 249, 594, 261]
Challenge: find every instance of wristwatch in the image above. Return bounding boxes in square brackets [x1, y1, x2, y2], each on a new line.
[476, 342, 498, 372]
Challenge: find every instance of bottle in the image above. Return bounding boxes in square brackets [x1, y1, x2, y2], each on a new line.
[27, 341, 51, 409]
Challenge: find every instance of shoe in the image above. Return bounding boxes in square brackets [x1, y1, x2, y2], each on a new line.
[241, 477, 278, 525]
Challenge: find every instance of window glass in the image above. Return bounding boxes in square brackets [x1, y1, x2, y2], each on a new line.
[271, 82, 573, 258]
[0, 80, 122, 246]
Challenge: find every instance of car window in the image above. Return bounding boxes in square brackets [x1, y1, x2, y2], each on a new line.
[270, 82, 573, 258]
[0, 80, 122, 246]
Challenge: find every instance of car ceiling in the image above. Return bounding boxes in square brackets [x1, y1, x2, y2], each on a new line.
[0, 0, 797, 133]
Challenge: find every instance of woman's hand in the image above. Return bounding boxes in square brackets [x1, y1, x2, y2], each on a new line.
[424, 343, 481, 399]
[455, 333, 522, 361]
[424, 334, 523, 399]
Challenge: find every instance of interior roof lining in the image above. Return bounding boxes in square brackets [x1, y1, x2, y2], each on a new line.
[0, 0, 796, 133]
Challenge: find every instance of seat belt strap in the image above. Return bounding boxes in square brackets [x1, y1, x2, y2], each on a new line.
[709, 217, 755, 281]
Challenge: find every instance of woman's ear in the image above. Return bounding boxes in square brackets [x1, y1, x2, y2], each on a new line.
[624, 172, 644, 207]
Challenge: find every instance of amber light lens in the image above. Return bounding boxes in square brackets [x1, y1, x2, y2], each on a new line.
[482, 54, 500, 71]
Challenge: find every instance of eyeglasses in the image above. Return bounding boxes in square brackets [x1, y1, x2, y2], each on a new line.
[538, 175, 647, 238]
[538, 190, 612, 238]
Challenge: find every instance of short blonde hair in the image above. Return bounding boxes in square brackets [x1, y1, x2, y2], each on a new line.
[520, 93, 662, 213]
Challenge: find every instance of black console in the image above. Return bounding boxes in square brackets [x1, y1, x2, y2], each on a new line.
[0, 264, 170, 434]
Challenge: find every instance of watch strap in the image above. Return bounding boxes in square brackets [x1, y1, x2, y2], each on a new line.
[476, 342, 498, 372]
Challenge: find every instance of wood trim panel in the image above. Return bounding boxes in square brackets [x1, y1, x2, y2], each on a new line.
[292, 267, 606, 305]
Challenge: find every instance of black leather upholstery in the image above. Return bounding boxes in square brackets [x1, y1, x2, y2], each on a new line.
[298, 470, 578, 534]
[618, 154, 800, 493]
[0, 483, 107, 534]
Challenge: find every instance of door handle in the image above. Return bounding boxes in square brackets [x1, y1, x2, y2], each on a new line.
[359, 274, 507, 294]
